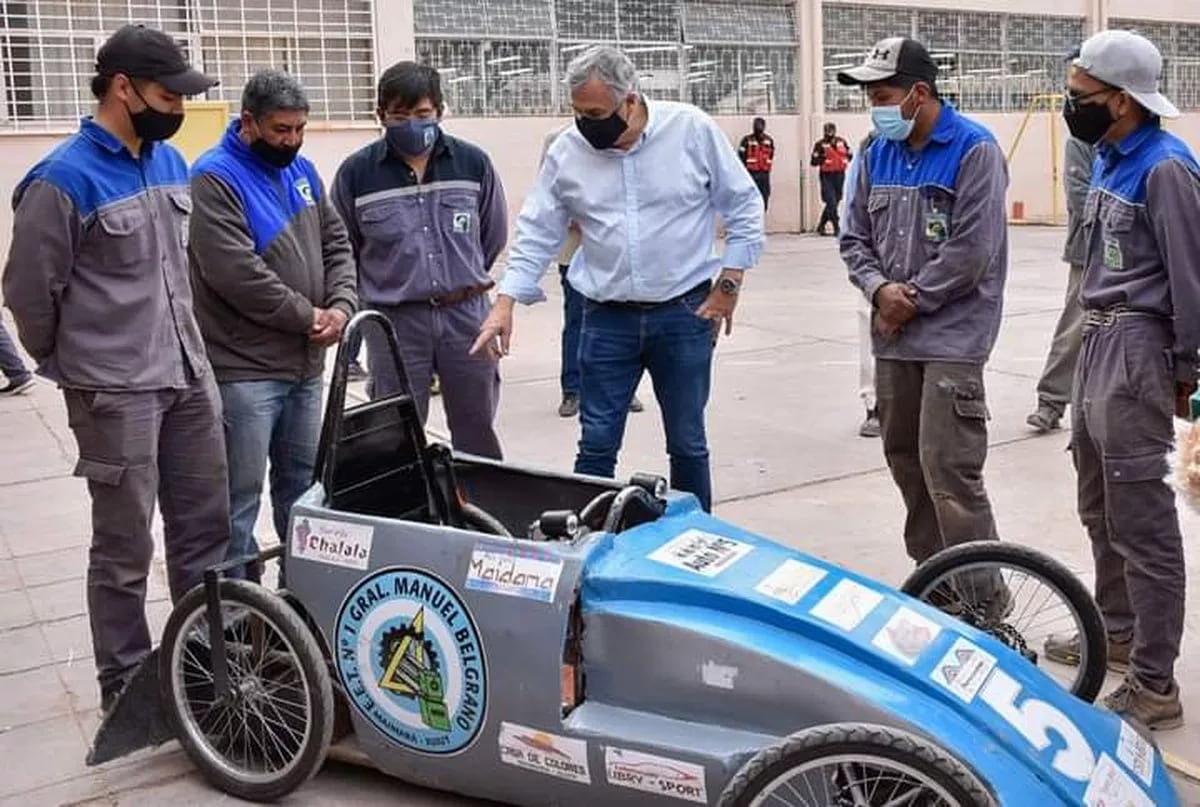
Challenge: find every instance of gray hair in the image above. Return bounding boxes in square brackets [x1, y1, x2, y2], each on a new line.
[566, 45, 638, 103]
[241, 68, 310, 118]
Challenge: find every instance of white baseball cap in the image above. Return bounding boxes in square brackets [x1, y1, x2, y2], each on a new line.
[1074, 29, 1178, 119]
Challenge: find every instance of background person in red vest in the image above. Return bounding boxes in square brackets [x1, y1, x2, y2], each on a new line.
[738, 117, 775, 210]
[811, 122, 853, 235]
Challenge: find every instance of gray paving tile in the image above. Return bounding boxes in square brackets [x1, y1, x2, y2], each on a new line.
[2, 520, 90, 558]
[0, 558, 20, 593]
[0, 715, 90, 798]
[0, 772, 109, 807]
[28, 579, 87, 623]
[0, 624, 51, 674]
[15, 547, 87, 589]
[0, 588, 35, 631]
[41, 614, 93, 665]
[0, 664, 73, 730]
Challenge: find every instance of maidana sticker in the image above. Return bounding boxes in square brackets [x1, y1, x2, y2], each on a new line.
[871, 606, 941, 665]
[809, 579, 884, 631]
[605, 747, 708, 804]
[648, 530, 753, 577]
[931, 638, 997, 703]
[292, 516, 373, 570]
[335, 567, 486, 755]
[1083, 753, 1154, 807]
[1117, 720, 1154, 787]
[498, 722, 590, 784]
[754, 558, 828, 606]
[465, 547, 563, 603]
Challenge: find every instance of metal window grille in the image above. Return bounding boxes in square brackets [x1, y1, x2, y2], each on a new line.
[414, 0, 798, 117]
[1110, 18, 1200, 111]
[823, 3, 1085, 113]
[0, 0, 375, 132]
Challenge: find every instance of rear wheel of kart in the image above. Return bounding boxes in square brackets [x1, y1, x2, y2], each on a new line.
[159, 580, 334, 802]
[901, 541, 1107, 702]
[719, 723, 995, 807]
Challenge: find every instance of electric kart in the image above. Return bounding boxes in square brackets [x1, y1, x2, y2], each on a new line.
[88, 312, 1179, 806]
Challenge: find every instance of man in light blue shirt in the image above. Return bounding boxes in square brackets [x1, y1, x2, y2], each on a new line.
[472, 45, 764, 511]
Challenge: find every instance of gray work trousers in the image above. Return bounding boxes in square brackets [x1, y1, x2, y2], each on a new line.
[363, 295, 503, 460]
[1035, 264, 1085, 413]
[1072, 314, 1185, 691]
[63, 374, 230, 693]
[877, 359, 1000, 563]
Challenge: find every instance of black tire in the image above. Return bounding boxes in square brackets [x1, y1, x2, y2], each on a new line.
[159, 580, 334, 802]
[719, 723, 995, 807]
[901, 541, 1107, 703]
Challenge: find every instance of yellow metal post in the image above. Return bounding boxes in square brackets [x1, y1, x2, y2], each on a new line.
[169, 100, 232, 164]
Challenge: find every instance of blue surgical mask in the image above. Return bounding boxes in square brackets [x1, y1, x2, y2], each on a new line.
[870, 88, 918, 142]
[386, 118, 439, 156]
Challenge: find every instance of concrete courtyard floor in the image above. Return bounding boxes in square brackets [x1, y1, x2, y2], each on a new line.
[1, 228, 1197, 805]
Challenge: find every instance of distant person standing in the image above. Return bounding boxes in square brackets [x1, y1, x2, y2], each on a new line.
[542, 122, 643, 418]
[738, 117, 775, 211]
[841, 129, 880, 438]
[1027, 49, 1097, 434]
[811, 122, 852, 236]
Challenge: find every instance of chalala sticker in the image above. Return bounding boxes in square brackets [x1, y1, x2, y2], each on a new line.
[335, 567, 486, 755]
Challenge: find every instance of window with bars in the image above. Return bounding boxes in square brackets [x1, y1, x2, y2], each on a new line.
[822, 4, 1085, 113]
[1109, 18, 1200, 110]
[0, 0, 375, 131]
[413, 0, 797, 116]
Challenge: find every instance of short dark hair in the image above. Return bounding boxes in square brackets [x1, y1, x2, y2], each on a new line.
[753, 116, 766, 126]
[886, 74, 940, 99]
[378, 62, 443, 112]
[90, 73, 112, 99]
[241, 68, 309, 118]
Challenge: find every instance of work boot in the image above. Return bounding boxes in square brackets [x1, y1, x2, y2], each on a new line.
[1103, 676, 1184, 731]
[558, 393, 579, 418]
[0, 377, 34, 395]
[1044, 632, 1131, 673]
[1026, 403, 1062, 434]
[859, 407, 880, 438]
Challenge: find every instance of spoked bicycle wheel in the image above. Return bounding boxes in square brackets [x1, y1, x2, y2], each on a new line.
[159, 580, 334, 802]
[719, 723, 995, 807]
[901, 541, 1107, 702]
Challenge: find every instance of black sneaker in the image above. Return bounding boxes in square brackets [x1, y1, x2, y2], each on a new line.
[558, 393, 580, 418]
[629, 394, 645, 413]
[859, 408, 880, 438]
[1026, 404, 1062, 434]
[0, 377, 34, 395]
[346, 361, 367, 382]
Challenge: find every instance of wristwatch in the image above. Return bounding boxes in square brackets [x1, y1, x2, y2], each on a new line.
[717, 276, 741, 296]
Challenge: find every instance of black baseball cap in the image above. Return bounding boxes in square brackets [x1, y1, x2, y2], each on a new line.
[96, 24, 218, 96]
[837, 37, 938, 86]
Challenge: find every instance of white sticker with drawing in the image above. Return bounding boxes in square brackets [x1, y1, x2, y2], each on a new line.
[755, 558, 828, 606]
[498, 722, 590, 784]
[1083, 753, 1154, 807]
[930, 638, 997, 703]
[1117, 720, 1154, 787]
[871, 606, 941, 664]
[648, 530, 753, 578]
[809, 579, 884, 631]
[291, 516, 373, 570]
[605, 747, 707, 803]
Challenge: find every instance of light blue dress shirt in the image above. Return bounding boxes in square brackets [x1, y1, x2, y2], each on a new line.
[498, 99, 766, 304]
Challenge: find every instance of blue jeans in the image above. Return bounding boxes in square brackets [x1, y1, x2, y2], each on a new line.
[575, 284, 715, 511]
[219, 378, 322, 576]
[560, 264, 584, 395]
[0, 320, 31, 382]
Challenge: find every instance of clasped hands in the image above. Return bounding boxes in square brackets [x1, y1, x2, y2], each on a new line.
[874, 282, 918, 340]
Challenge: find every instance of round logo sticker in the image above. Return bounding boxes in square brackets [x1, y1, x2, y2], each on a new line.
[335, 567, 487, 755]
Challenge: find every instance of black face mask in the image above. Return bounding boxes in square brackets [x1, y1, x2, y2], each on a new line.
[250, 138, 300, 169]
[126, 84, 183, 142]
[1063, 97, 1114, 145]
[576, 105, 628, 150]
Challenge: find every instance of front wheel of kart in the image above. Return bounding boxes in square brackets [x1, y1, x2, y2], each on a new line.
[159, 580, 334, 802]
[901, 541, 1107, 702]
[718, 723, 995, 807]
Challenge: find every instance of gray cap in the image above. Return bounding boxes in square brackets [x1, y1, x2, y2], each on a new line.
[1074, 29, 1178, 119]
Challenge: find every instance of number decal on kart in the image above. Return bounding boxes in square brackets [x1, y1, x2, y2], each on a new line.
[980, 669, 1096, 782]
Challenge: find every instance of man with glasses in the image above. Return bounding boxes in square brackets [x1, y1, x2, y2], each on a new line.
[1045, 29, 1199, 729]
[333, 62, 509, 459]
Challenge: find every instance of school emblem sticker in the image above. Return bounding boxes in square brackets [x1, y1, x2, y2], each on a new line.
[335, 567, 487, 755]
